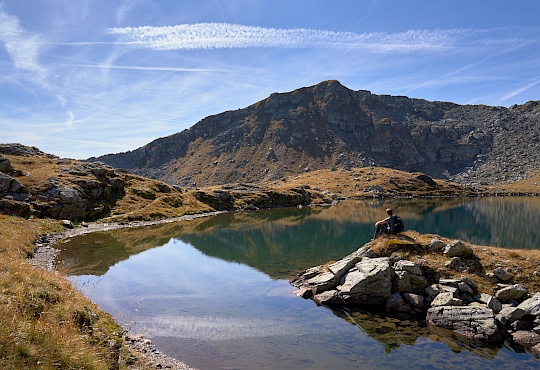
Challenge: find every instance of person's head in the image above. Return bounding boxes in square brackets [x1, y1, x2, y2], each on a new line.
[386, 208, 393, 216]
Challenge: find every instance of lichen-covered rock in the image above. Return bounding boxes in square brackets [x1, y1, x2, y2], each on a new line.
[431, 292, 462, 307]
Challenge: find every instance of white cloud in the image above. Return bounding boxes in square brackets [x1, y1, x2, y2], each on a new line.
[104, 23, 471, 53]
[62, 64, 222, 73]
[0, 5, 47, 87]
[497, 77, 540, 104]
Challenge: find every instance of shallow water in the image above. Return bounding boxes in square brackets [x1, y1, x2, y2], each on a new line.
[57, 198, 540, 369]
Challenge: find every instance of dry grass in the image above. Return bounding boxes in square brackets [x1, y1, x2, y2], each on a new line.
[271, 167, 476, 198]
[371, 231, 540, 295]
[491, 169, 540, 194]
[0, 215, 147, 369]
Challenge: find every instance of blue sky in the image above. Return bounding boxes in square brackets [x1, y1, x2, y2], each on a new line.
[1, 1, 539, 159]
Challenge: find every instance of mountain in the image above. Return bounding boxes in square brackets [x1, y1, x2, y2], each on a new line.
[91, 80, 540, 188]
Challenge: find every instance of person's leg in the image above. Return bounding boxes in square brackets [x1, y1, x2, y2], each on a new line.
[374, 224, 388, 238]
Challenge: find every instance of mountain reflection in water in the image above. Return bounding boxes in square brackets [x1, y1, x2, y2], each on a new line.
[57, 197, 540, 369]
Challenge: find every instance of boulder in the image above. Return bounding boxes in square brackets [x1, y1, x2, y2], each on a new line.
[477, 293, 502, 314]
[460, 275, 478, 292]
[313, 290, 341, 306]
[495, 284, 528, 302]
[393, 260, 428, 293]
[512, 331, 540, 347]
[337, 257, 392, 305]
[518, 292, 540, 316]
[428, 238, 446, 253]
[443, 240, 474, 258]
[496, 307, 526, 326]
[402, 292, 425, 309]
[431, 292, 462, 307]
[0, 156, 15, 173]
[385, 292, 406, 311]
[426, 306, 501, 342]
[493, 267, 511, 282]
[305, 271, 339, 295]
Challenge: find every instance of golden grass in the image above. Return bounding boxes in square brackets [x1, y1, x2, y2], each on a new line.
[0, 215, 141, 369]
[271, 167, 475, 198]
[371, 231, 540, 295]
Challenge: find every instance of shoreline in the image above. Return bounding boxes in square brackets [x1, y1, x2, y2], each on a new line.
[29, 211, 227, 370]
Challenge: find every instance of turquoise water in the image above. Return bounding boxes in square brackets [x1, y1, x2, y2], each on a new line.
[58, 198, 540, 369]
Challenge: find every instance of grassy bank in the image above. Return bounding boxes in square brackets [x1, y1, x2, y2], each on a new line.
[0, 216, 130, 369]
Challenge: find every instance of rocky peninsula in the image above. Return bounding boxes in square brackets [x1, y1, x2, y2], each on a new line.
[291, 232, 540, 358]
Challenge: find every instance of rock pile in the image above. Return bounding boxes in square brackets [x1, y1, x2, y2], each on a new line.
[291, 237, 540, 356]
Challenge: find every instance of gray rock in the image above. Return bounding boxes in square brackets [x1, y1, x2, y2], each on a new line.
[428, 238, 446, 253]
[337, 257, 392, 305]
[445, 257, 461, 270]
[443, 240, 473, 258]
[403, 292, 425, 308]
[305, 271, 339, 295]
[313, 290, 341, 306]
[393, 260, 428, 293]
[386, 293, 406, 310]
[0, 156, 14, 173]
[328, 247, 366, 278]
[496, 306, 526, 326]
[62, 220, 74, 229]
[439, 279, 461, 287]
[425, 284, 441, 298]
[458, 282, 474, 295]
[495, 284, 528, 303]
[493, 267, 511, 282]
[477, 293, 503, 314]
[427, 306, 501, 342]
[517, 292, 540, 316]
[460, 275, 478, 292]
[431, 292, 462, 307]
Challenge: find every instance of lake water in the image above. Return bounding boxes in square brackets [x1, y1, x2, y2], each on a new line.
[57, 197, 540, 369]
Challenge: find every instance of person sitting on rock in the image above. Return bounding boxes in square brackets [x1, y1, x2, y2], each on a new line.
[373, 208, 395, 239]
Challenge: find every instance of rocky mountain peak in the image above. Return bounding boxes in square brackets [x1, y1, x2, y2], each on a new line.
[91, 80, 540, 188]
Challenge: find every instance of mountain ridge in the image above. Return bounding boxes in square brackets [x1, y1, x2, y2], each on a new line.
[91, 80, 540, 188]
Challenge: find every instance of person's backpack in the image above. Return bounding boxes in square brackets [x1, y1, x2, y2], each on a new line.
[392, 215, 404, 233]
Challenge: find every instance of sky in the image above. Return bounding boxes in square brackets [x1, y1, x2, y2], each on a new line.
[1, 0, 539, 159]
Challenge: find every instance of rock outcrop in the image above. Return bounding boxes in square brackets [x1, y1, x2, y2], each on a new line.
[0, 147, 127, 220]
[291, 235, 540, 355]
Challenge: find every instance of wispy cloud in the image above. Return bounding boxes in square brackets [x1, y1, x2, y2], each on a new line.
[497, 77, 540, 104]
[104, 23, 471, 53]
[0, 5, 47, 87]
[62, 64, 222, 73]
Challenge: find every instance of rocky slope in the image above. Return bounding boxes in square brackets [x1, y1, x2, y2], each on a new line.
[0, 144, 337, 221]
[91, 80, 540, 188]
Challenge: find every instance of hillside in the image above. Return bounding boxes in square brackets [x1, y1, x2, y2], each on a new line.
[91, 80, 540, 189]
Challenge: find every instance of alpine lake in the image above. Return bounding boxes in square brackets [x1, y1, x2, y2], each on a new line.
[56, 197, 540, 369]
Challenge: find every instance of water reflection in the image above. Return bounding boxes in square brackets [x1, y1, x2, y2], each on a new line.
[58, 197, 540, 278]
[57, 197, 540, 369]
